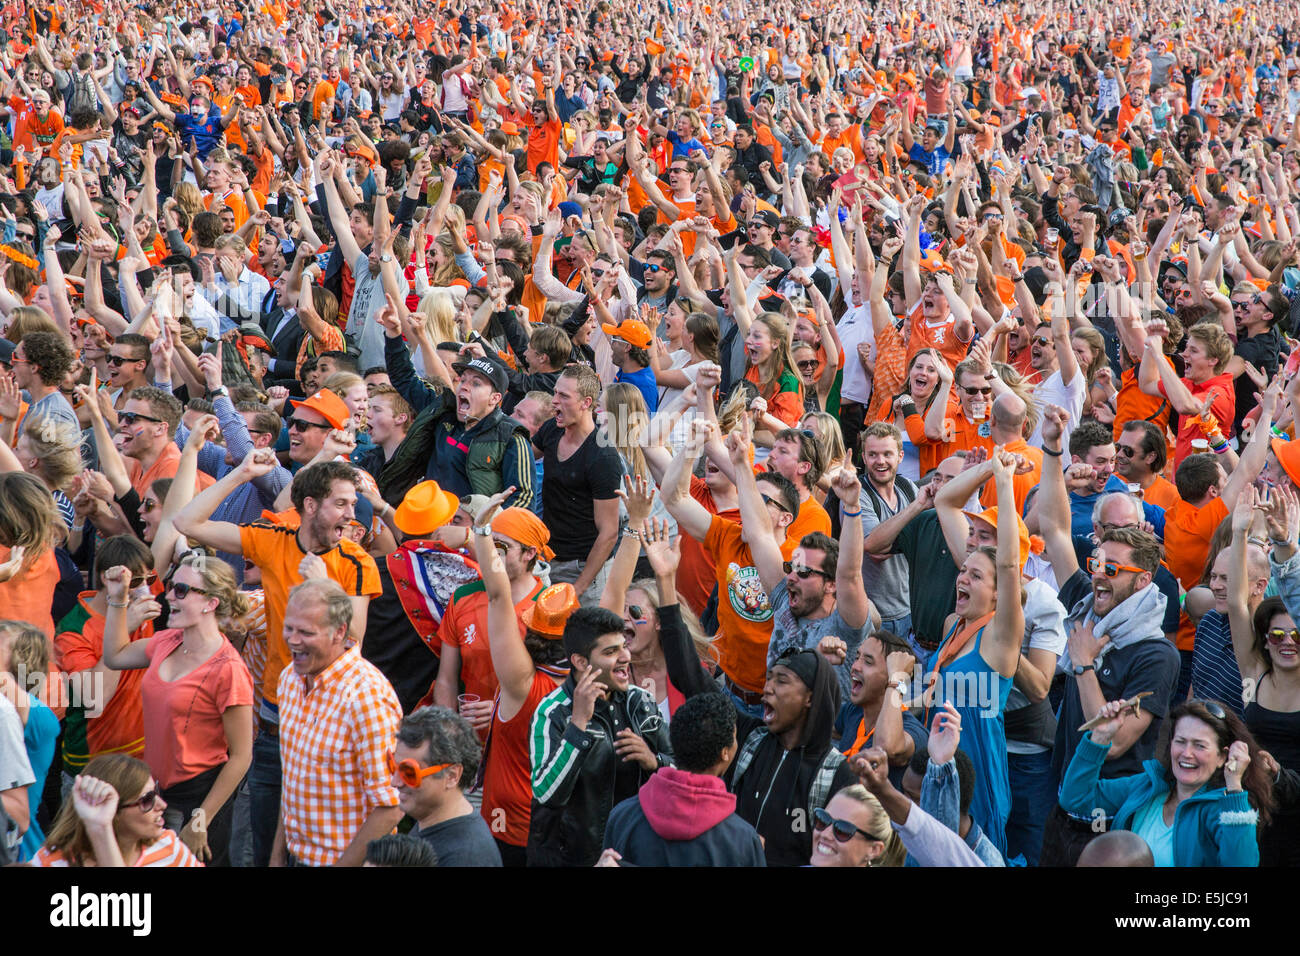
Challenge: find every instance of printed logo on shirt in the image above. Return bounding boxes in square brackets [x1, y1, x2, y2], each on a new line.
[463, 622, 476, 645]
[978, 422, 991, 438]
[725, 562, 773, 623]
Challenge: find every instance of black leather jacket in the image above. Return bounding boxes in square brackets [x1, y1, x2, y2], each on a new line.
[526, 675, 673, 867]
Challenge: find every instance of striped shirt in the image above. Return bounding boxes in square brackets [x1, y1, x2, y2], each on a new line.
[277, 644, 402, 867]
[1190, 609, 1245, 718]
[33, 829, 203, 867]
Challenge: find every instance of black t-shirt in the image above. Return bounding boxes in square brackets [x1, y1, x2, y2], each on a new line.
[1232, 327, 1287, 434]
[415, 810, 503, 866]
[533, 419, 624, 562]
[361, 562, 439, 714]
[1050, 569, 1181, 796]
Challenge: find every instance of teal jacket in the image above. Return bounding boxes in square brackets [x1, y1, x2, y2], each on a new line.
[1060, 734, 1259, 866]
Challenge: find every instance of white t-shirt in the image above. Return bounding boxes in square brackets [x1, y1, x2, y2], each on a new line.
[1029, 367, 1086, 449]
[835, 301, 876, 406]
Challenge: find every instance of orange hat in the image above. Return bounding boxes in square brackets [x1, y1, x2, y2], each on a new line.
[601, 318, 653, 349]
[521, 583, 579, 638]
[964, 507, 1031, 571]
[291, 389, 350, 429]
[918, 250, 952, 274]
[1272, 438, 1300, 487]
[191, 75, 214, 90]
[500, 120, 520, 135]
[492, 506, 555, 561]
[393, 480, 460, 537]
[345, 136, 380, 167]
[898, 71, 918, 88]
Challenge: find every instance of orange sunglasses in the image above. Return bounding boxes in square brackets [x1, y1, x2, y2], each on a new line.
[386, 751, 451, 787]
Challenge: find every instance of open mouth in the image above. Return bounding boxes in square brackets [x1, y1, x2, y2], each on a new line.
[611, 664, 630, 682]
[850, 675, 864, 696]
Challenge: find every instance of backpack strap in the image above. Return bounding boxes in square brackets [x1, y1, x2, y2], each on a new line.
[807, 747, 848, 816]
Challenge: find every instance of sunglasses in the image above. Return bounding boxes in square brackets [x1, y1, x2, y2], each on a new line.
[131, 571, 159, 589]
[1030, 335, 1053, 347]
[960, 385, 993, 397]
[119, 411, 164, 426]
[1191, 698, 1228, 721]
[1086, 556, 1147, 578]
[1117, 445, 1140, 458]
[386, 751, 451, 788]
[783, 560, 831, 580]
[118, 788, 160, 813]
[796, 359, 819, 371]
[167, 581, 209, 599]
[140, 497, 159, 513]
[983, 213, 1004, 221]
[107, 354, 143, 366]
[1266, 628, 1300, 646]
[761, 493, 792, 515]
[289, 417, 333, 432]
[812, 807, 878, 843]
[15, 231, 35, 241]
[644, 263, 663, 273]
[626, 604, 649, 623]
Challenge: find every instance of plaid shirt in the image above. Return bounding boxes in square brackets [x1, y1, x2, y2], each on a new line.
[277, 644, 401, 866]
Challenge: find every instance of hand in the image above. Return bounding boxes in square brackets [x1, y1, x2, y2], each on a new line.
[236, 448, 279, 480]
[1087, 696, 1141, 746]
[850, 745, 893, 797]
[1260, 484, 1299, 545]
[928, 701, 962, 765]
[641, 518, 680, 578]
[613, 728, 658, 772]
[459, 696, 494, 731]
[617, 473, 656, 527]
[184, 414, 221, 452]
[1040, 404, 1068, 446]
[1068, 620, 1108, 671]
[0, 372, 20, 421]
[1223, 740, 1250, 791]
[150, 320, 175, 374]
[816, 635, 847, 667]
[594, 847, 623, 867]
[570, 664, 607, 731]
[265, 386, 290, 413]
[298, 552, 330, 581]
[125, 594, 163, 633]
[830, 466, 861, 509]
[71, 774, 120, 832]
[1064, 462, 1096, 494]
[100, 564, 132, 604]
[179, 817, 212, 862]
[321, 427, 357, 460]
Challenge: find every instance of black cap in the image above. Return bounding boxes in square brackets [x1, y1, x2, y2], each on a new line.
[0, 338, 13, 365]
[753, 209, 780, 228]
[452, 354, 509, 392]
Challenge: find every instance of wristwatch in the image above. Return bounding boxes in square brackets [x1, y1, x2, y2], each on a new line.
[472, 525, 494, 537]
[208, 386, 229, 399]
[1073, 662, 1095, 676]
[380, 253, 394, 263]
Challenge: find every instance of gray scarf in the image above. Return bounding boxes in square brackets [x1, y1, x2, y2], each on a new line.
[1063, 580, 1168, 669]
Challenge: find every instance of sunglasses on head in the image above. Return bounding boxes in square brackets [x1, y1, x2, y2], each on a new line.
[1266, 628, 1300, 646]
[289, 417, 333, 432]
[1191, 698, 1228, 721]
[119, 411, 164, 426]
[812, 807, 878, 843]
[1086, 555, 1147, 578]
[386, 750, 451, 788]
[783, 560, 831, 580]
[118, 788, 160, 813]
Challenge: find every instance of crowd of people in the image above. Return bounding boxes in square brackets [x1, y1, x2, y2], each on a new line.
[1, 0, 1300, 869]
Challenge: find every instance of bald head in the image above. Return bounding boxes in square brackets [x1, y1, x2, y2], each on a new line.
[1077, 830, 1154, 867]
[991, 392, 1027, 431]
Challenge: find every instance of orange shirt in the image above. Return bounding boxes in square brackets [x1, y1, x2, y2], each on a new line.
[481, 664, 566, 846]
[34, 828, 203, 867]
[1141, 475, 1181, 513]
[677, 477, 740, 616]
[978, 437, 1041, 515]
[1165, 496, 1228, 652]
[907, 311, 970, 370]
[704, 514, 798, 693]
[1114, 367, 1171, 449]
[238, 521, 382, 706]
[524, 115, 561, 174]
[0, 545, 59, 639]
[786, 493, 833, 543]
[311, 80, 336, 121]
[127, 443, 216, 499]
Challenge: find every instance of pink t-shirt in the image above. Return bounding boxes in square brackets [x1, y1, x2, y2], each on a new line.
[141, 629, 254, 789]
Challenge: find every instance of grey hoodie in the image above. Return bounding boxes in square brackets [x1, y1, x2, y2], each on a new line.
[1062, 579, 1169, 670]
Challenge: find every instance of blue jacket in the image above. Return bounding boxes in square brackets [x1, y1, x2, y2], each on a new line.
[1060, 735, 1260, 866]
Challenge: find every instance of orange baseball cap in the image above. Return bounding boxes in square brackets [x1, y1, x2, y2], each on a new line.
[601, 319, 653, 349]
[521, 583, 580, 638]
[291, 389, 350, 430]
[1272, 438, 1300, 487]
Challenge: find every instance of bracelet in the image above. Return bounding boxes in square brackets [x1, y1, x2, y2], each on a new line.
[840, 509, 862, 518]
[71, 521, 86, 532]
[1212, 444, 1230, 455]
[107, 601, 129, 608]
[1271, 425, 1289, 439]
[623, 529, 642, 538]
[1043, 445, 1063, 457]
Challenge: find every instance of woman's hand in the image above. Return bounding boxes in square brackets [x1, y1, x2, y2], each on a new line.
[642, 517, 680, 578]
[1223, 740, 1250, 792]
[928, 701, 962, 765]
[71, 773, 120, 832]
[179, 816, 211, 862]
[1087, 697, 1139, 746]
[618, 473, 655, 527]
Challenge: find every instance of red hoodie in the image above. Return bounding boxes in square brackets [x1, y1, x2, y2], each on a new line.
[637, 766, 738, 840]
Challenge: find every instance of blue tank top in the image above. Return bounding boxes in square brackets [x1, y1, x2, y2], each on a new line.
[927, 621, 1013, 855]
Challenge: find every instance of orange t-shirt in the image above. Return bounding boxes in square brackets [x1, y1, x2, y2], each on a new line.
[0, 545, 59, 638]
[786, 494, 833, 543]
[907, 311, 970, 370]
[127, 443, 216, 499]
[1141, 475, 1181, 513]
[1165, 496, 1228, 651]
[524, 115, 561, 174]
[141, 628, 255, 788]
[677, 476, 739, 616]
[238, 521, 382, 706]
[978, 437, 1041, 515]
[704, 514, 797, 692]
[311, 80, 336, 121]
[1114, 367, 1171, 449]
[481, 665, 564, 846]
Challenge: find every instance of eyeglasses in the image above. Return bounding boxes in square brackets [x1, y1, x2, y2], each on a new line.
[117, 788, 160, 813]
[1086, 556, 1147, 578]
[761, 493, 792, 515]
[1266, 628, 1300, 646]
[119, 411, 165, 426]
[289, 417, 333, 432]
[1030, 335, 1053, 347]
[783, 560, 832, 580]
[386, 751, 451, 788]
[167, 581, 209, 599]
[812, 807, 879, 843]
[960, 385, 992, 397]
[107, 354, 143, 366]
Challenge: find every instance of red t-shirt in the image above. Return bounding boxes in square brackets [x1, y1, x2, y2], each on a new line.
[1158, 370, 1234, 466]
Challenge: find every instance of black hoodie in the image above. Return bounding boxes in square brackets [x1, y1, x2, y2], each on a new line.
[662, 607, 855, 867]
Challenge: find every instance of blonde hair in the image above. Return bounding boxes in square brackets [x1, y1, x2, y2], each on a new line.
[993, 362, 1040, 438]
[748, 312, 801, 404]
[602, 382, 649, 481]
[833, 784, 906, 867]
[627, 576, 716, 665]
[801, 411, 847, 475]
[4, 306, 59, 342]
[175, 551, 252, 620]
[0, 472, 58, 556]
[22, 414, 83, 494]
[415, 289, 459, 344]
[173, 181, 205, 221]
[431, 233, 467, 286]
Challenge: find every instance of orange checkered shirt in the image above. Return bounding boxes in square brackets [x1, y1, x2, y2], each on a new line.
[277, 644, 402, 866]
